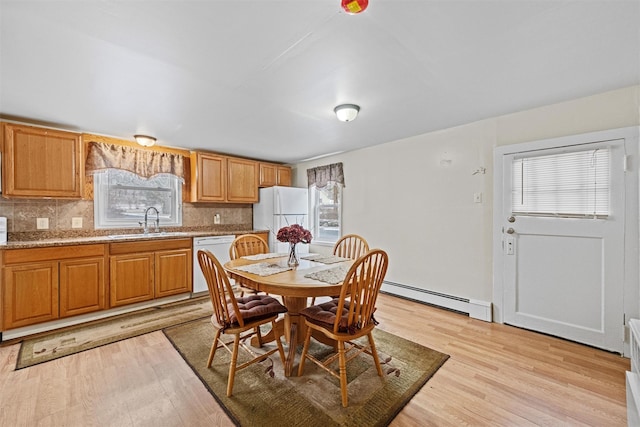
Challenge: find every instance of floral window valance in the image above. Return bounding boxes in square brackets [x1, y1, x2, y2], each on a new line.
[85, 141, 185, 180]
[307, 162, 345, 189]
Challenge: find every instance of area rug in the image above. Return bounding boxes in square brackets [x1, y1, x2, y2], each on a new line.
[163, 318, 449, 427]
[16, 296, 213, 369]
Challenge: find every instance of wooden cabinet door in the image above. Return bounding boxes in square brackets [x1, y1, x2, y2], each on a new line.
[59, 257, 106, 318]
[277, 166, 292, 187]
[254, 232, 269, 247]
[2, 123, 82, 198]
[227, 157, 258, 202]
[3, 262, 59, 329]
[155, 249, 192, 298]
[259, 163, 277, 187]
[109, 253, 154, 307]
[190, 152, 226, 202]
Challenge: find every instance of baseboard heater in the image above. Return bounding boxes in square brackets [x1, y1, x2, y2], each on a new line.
[381, 280, 492, 322]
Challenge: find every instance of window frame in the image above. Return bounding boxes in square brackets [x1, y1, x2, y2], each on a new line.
[309, 182, 343, 246]
[93, 169, 183, 230]
[511, 146, 611, 218]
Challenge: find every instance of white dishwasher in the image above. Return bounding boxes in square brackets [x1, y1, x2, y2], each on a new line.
[193, 235, 235, 293]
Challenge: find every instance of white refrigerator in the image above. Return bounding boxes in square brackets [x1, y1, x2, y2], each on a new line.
[253, 186, 310, 254]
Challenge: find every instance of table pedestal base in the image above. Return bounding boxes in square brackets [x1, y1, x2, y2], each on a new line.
[250, 296, 335, 376]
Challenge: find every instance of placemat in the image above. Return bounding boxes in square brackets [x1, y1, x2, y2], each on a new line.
[233, 262, 293, 276]
[300, 254, 351, 264]
[304, 264, 350, 284]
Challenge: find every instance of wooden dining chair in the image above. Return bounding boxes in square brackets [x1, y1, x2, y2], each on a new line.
[229, 234, 269, 260]
[298, 249, 389, 407]
[229, 234, 270, 296]
[309, 234, 370, 305]
[333, 234, 370, 260]
[197, 250, 287, 397]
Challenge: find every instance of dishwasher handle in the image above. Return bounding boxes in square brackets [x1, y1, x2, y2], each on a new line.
[193, 235, 236, 246]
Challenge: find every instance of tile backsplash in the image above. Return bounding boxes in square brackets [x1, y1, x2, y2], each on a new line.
[0, 198, 252, 234]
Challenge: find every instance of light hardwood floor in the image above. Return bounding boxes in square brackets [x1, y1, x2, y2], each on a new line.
[0, 293, 630, 426]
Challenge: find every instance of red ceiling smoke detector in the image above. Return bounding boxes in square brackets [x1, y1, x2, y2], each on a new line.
[341, 0, 368, 14]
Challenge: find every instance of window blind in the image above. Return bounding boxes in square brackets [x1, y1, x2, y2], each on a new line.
[511, 148, 610, 217]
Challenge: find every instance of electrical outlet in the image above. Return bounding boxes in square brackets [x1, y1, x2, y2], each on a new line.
[72, 217, 83, 229]
[36, 217, 49, 230]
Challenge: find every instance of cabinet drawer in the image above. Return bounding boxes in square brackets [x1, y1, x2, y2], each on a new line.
[3, 244, 106, 265]
[109, 238, 191, 255]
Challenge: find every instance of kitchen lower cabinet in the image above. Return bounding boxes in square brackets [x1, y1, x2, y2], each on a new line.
[155, 249, 192, 298]
[109, 238, 192, 307]
[1, 244, 106, 330]
[60, 257, 106, 317]
[3, 262, 59, 329]
[253, 232, 269, 246]
[109, 253, 154, 307]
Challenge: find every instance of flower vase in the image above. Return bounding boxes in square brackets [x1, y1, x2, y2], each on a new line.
[288, 242, 299, 267]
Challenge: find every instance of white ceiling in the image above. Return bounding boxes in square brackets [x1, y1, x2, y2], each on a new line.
[1, 1, 638, 164]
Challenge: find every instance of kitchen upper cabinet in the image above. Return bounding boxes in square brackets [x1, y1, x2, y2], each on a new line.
[227, 157, 258, 202]
[109, 238, 192, 307]
[259, 163, 277, 187]
[2, 123, 83, 198]
[190, 151, 258, 203]
[1, 244, 106, 329]
[259, 163, 292, 187]
[277, 166, 292, 187]
[190, 152, 226, 202]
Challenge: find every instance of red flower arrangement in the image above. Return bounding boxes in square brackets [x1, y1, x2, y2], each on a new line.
[277, 224, 312, 245]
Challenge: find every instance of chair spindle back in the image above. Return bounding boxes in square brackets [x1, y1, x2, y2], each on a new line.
[197, 250, 245, 329]
[333, 234, 370, 260]
[334, 249, 388, 334]
[229, 234, 269, 260]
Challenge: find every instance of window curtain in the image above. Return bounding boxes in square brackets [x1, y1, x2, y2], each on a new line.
[307, 162, 345, 188]
[85, 141, 185, 181]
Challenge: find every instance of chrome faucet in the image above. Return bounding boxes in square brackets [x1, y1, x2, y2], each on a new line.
[140, 206, 160, 233]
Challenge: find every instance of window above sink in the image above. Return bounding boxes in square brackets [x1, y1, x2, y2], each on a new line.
[94, 169, 182, 229]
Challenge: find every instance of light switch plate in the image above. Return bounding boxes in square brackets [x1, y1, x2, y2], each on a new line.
[36, 217, 49, 229]
[72, 217, 83, 228]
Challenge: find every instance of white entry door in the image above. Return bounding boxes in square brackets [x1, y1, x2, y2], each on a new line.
[500, 139, 626, 353]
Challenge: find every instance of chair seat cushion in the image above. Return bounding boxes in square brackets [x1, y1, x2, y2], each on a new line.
[300, 299, 350, 333]
[228, 295, 287, 325]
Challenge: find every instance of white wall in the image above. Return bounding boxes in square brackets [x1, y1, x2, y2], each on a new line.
[292, 85, 640, 304]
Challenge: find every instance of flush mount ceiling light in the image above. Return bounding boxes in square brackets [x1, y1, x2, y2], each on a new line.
[341, 0, 368, 14]
[134, 134, 156, 147]
[334, 104, 360, 122]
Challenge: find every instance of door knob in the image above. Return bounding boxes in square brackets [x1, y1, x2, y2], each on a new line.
[507, 216, 516, 223]
[506, 228, 515, 234]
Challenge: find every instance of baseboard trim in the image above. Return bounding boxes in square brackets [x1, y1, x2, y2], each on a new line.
[381, 281, 493, 322]
[1, 293, 191, 342]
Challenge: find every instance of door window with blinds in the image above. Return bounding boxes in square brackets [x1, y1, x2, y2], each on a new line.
[511, 146, 610, 218]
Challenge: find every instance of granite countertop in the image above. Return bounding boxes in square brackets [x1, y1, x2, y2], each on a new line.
[0, 228, 271, 250]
